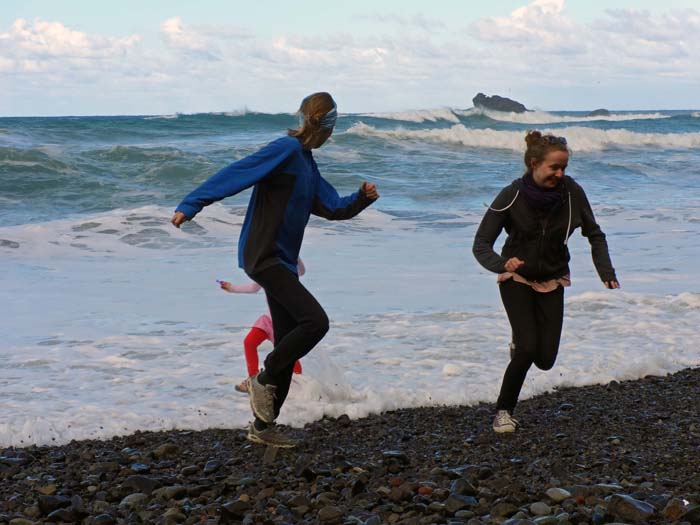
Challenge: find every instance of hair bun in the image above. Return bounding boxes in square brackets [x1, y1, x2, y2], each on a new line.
[525, 130, 542, 147]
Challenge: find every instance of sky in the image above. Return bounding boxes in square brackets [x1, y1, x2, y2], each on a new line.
[1, 0, 699, 116]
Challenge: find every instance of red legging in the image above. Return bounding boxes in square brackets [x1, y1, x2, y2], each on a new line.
[244, 327, 302, 378]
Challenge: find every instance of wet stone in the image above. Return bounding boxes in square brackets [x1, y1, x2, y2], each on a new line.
[545, 488, 571, 502]
[119, 493, 148, 509]
[318, 505, 344, 522]
[123, 475, 161, 495]
[93, 514, 117, 525]
[130, 463, 150, 474]
[450, 478, 478, 496]
[606, 493, 655, 523]
[533, 517, 558, 525]
[491, 502, 519, 518]
[445, 494, 478, 513]
[37, 494, 71, 515]
[682, 505, 700, 525]
[530, 501, 552, 515]
[47, 507, 77, 522]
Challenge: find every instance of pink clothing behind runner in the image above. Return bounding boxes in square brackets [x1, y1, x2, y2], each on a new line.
[252, 314, 274, 341]
[498, 272, 571, 293]
[224, 258, 306, 341]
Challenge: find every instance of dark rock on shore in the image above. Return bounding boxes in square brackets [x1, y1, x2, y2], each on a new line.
[2, 367, 700, 524]
[473, 93, 528, 113]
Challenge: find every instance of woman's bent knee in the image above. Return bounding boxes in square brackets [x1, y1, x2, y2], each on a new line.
[534, 355, 557, 370]
[306, 310, 329, 340]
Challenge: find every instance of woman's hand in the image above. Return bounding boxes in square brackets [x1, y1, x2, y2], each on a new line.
[218, 280, 234, 292]
[171, 212, 187, 228]
[361, 182, 379, 200]
[604, 280, 620, 289]
[504, 257, 525, 273]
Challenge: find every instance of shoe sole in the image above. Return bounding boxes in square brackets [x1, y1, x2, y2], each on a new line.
[246, 377, 275, 423]
[246, 432, 296, 448]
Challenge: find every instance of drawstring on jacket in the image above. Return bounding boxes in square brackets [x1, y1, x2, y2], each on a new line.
[484, 188, 573, 245]
[563, 192, 572, 245]
[483, 190, 519, 212]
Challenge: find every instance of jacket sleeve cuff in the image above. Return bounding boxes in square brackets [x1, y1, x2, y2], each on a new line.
[175, 202, 199, 220]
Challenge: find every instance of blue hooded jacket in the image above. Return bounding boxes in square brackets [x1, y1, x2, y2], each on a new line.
[176, 136, 374, 275]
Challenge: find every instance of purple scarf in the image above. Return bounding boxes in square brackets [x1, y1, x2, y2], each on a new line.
[520, 174, 565, 211]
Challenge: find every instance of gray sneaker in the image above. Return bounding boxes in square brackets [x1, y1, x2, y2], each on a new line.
[247, 422, 297, 448]
[493, 410, 520, 433]
[246, 373, 277, 423]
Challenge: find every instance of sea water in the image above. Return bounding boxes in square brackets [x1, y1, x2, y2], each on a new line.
[1, 108, 699, 446]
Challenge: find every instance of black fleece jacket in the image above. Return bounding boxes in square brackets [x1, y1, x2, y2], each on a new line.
[472, 176, 617, 283]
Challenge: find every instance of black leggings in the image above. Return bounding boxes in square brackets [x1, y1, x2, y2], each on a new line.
[249, 264, 329, 418]
[496, 279, 564, 412]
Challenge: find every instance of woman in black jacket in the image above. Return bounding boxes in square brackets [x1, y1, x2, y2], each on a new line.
[473, 130, 619, 433]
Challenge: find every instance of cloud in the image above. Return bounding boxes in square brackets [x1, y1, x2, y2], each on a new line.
[466, 1, 700, 80]
[160, 16, 220, 60]
[0, 18, 139, 68]
[356, 13, 447, 32]
[2, 3, 699, 115]
[469, 0, 582, 52]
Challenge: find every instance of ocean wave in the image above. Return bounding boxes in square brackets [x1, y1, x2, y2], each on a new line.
[357, 108, 461, 124]
[0, 146, 74, 174]
[345, 123, 700, 152]
[89, 145, 189, 162]
[143, 109, 254, 120]
[456, 107, 672, 124]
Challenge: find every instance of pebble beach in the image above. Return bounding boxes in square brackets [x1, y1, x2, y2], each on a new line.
[2, 367, 700, 525]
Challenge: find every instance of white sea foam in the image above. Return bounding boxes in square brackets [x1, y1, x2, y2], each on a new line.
[346, 123, 700, 152]
[359, 108, 461, 124]
[0, 289, 697, 447]
[457, 107, 672, 124]
[1, 199, 698, 447]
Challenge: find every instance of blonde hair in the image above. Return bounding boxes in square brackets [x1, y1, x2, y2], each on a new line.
[288, 92, 336, 148]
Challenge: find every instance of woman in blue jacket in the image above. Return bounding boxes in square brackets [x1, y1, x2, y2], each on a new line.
[172, 92, 379, 447]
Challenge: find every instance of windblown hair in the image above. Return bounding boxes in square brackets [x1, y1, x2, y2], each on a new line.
[523, 130, 570, 175]
[288, 92, 336, 148]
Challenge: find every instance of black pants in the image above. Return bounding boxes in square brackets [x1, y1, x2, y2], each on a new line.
[496, 279, 564, 412]
[249, 264, 329, 418]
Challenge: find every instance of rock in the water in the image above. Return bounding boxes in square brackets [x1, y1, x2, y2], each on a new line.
[473, 93, 528, 113]
[606, 494, 654, 523]
[587, 109, 611, 117]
